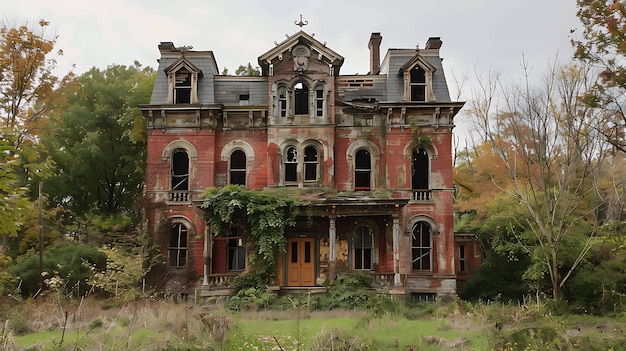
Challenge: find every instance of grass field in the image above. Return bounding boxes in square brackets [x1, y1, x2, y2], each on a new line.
[3, 297, 626, 350]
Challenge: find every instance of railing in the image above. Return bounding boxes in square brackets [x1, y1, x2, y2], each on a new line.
[412, 189, 431, 201]
[206, 274, 238, 287]
[169, 191, 191, 202]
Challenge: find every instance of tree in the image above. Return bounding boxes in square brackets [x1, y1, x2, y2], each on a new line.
[0, 19, 75, 148]
[41, 62, 154, 215]
[462, 61, 607, 300]
[573, 0, 626, 152]
[221, 63, 261, 76]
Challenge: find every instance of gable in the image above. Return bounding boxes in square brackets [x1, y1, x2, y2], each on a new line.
[258, 30, 344, 76]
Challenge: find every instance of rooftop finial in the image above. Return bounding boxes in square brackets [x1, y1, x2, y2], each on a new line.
[294, 14, 308, 28]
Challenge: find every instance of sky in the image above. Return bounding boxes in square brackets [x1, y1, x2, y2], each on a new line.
[3, 0, 582, 139]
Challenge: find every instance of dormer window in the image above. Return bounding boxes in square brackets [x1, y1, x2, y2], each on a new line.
[410, 67, 426, 102]
[165, 57, 202, 104]
[175, 69, 192, 104]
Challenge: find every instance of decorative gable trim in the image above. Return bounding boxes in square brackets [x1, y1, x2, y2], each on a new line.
[164, 57, 203, 104]
[399, 53, 437, 102]
[258, 30, 344, 76]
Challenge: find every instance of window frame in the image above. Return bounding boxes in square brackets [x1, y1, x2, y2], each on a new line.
[411, 221, 432, 271]
[303, 145, 319, 182]
[169, 223, 188, 267]
[171, 149, 189, 190]
[284, 146, 298, 183]
[354, 149, 372, 191]
[229, 149, 247, 186]
[409, 66, 427, 102]
[353, 225, 373, 270]
[294, 82, 309, 115]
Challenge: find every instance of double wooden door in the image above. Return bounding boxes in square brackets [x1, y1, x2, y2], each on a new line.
[287, 238, 315, 286]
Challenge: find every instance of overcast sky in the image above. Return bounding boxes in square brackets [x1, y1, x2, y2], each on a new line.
[4, 0, 582, 140]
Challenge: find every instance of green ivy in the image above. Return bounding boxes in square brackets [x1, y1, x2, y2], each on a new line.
[411, 125, 432, 150]
[201, 185, 307, 282]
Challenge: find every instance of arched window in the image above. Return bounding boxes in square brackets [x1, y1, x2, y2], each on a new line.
[304, 145, 318, 182]
[229, 150, 246, 186]
[278, 87, 288, 117]
[411, 221, 431, 271]
[412, 148, 429, 200]
[354, 225, 373, 270]
[294, 82, 309, 115]
[169, 223, 188, 267]
[354, 149, 371, 190]
[171, 149, 189, 190]
[284, 146, 298, 182]
[410, 66, 426, 102]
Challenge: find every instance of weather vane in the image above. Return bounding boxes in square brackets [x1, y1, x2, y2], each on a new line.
[294, 15, 308, 28]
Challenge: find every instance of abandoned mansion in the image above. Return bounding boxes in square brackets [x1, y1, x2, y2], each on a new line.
[139, 26, 472, 300]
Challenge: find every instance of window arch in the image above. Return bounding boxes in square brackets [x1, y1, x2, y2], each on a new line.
[171, 149, 189, 190]
[411, 221, 432, 271]
[354, 225, 373, 270]
[304, 145, 319, 182]
[169, 223, 188, 267]
[294, 82, 309, 115]
[354, 149, 372, 190]
[284, 146, 298, 183]
[229, 150, 246, 186]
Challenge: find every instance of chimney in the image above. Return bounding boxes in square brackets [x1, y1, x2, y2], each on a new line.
[368, 32, 382, 75]
[425, 37, 442, 50]
[158, 42, 177, 53]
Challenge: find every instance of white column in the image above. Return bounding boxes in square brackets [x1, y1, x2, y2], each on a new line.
[393, 216, 401, 286]
[202, 224, 210, 286]
[329, 216, 336, 283]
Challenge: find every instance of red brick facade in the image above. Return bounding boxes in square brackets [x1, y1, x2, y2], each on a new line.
[140, 31, 464, 300]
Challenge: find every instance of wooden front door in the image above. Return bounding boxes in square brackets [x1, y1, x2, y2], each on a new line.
[287, 238, 315, 286]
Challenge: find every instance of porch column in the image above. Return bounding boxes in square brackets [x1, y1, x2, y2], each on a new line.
[202, 224, 210, 286]
[393, 215, 401, 286]
[329, 216, 336, 284]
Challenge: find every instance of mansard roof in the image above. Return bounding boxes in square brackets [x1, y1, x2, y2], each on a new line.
[258, 30, 344, 75]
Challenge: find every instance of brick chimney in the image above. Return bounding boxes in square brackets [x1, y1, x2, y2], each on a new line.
[368, 32, 382, 75]
[425, 37, 442, 50]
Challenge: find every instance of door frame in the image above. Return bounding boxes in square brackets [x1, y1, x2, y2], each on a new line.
[286, 237, 316, 287]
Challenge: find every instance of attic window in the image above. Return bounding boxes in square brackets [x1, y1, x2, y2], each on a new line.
[175, 69, 192, 104]
[410, 67, 426, 102]
[239, 94, 249, 101]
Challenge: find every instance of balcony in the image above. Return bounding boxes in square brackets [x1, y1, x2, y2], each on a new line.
[412, 189, 431, 201]
[169, 191, 191, 203]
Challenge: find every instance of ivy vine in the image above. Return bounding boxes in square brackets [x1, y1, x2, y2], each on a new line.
[201, 185, 308, 281]
[411, 125, 433, 150]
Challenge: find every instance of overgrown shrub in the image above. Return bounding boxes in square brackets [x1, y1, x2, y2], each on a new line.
[226, 273, 278, 311]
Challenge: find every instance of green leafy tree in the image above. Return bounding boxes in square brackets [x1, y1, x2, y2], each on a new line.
[235, 63, 261, 76]
[41, 62, 154, 215]
[202, 185, 306, 281]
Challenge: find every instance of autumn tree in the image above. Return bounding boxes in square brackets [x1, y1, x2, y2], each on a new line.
[461, 62, 608, 300]
[0, 19, 74, 147]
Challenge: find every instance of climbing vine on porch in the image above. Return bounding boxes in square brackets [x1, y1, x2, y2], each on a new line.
[201, 185, 308, 281]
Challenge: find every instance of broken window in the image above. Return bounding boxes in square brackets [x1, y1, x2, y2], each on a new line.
[411, 221, 431, 271]
[294, 82, 309, 115]
[354, 149, 371, 190]
[354, 225, 373, 270]
[174, 69, 192, 104]
[171, 149, 189, 190]
[411, 148, 429, 190]
[284, 146, 298, 182]
[169, 223, 188, 267]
